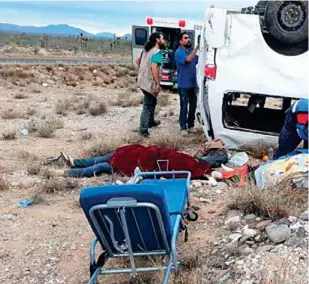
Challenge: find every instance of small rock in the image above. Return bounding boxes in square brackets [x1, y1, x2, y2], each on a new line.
[254, 234, 263, 242]
[256, 220, 272, 231]
[244, 214, 257, 222]
[275, 218, 291, 226]
[285, 234, 301, 247]
[225, 216, 241, 225]
[299, 210, 309, 221]
[266, 224, 291, 244]
[243, 227, 258, 238]
[92, 69, 98, 74]
[215, 189, 222, 194]
[235, 260, 244, 266]
[208, 210, 216, 214]
[242, 247, 254, 255]
[216, 182, 228, 191]
[225, 210, 242, 224]
[199, 197, 211, 203]
[192, 181, 202, 188]
[245, 240, 255, 246]
[290, 222, 304, 232]
[255, 217, 262, 221]
[229, 233, 242, 242]
[42, 83, 48, 87]
[288, 216, 298, 223]
[96, 76, 103, 83]
[14, 81, 20, 86]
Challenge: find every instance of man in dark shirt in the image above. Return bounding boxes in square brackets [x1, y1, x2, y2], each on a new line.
[175, 32, 199, 132]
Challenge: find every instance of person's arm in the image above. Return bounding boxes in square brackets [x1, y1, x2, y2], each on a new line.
[151, 52, 162, 94]
[135, 56, 141, 66]
[151, 63, 160, 85]
[176, 47, 199, 65]
[185, 46, 199, 63]
[135, 51, 143, 66]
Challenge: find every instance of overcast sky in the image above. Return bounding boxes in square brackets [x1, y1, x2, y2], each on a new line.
[0, 1, 257, 35]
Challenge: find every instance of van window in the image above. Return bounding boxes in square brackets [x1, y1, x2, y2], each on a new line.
[223, 92, 298, 135]
[135, 28, 147, 46]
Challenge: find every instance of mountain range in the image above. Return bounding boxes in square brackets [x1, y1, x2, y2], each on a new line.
[0, 23, 132, 40]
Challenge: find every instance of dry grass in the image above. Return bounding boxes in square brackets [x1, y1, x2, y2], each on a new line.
[85, 133, 143, 157]
[36, 121, 56, 138]
[30, 117, 64, 138]
[42, 177, 80, 194]
[1, 109, 25, 119]
[111, 91, 143, 108]
[228, 180, 308, 220]
[13, 93, 28, 99]
[32, 88, 42, 94]
[1, 129, 17, 140]
[88, 100, 107, 116]
[55, 99, 70, 115]
[26, 162, 42, 175]
[149, 129, 187, 150]
[0, 176, 9, 191]
[18, 150, 39, 161]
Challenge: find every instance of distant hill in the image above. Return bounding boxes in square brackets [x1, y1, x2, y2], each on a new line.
[0, 23, 131, 40]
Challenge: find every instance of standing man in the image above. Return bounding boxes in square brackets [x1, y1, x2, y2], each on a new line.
[136, 32, 165, 137]
[175, 33, 199, 132]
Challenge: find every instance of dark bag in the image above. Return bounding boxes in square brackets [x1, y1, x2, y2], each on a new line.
[197, 148, 228, 168]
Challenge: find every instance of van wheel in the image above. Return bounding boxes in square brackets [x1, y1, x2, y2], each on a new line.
[265, 1, 308, 45]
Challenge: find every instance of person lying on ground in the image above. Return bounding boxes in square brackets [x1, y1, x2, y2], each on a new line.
[57, 144, 211, 179]
[275, 98, 308, 159]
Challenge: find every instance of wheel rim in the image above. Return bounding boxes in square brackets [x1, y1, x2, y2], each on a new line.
[277, 1, 306, 31]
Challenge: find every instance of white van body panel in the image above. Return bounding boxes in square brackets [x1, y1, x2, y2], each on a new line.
[198, 8, 308, 149]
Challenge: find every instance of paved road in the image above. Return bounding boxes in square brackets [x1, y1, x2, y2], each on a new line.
[0, 56, 131, 65]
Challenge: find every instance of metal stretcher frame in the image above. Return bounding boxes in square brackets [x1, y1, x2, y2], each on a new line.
[86, 170, 191, 284]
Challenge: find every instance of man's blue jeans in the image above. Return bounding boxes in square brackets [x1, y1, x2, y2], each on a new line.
[66, 152, 114, 178]
[178, 88, 197, 130]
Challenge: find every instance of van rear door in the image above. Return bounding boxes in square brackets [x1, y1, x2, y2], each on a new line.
[196, 28, 214, 140]
[132, 26, 149, 65]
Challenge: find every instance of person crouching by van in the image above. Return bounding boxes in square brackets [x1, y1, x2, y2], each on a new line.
[136, 32, 165, 138]
[274, 98, 308, 159]
[175, 32, 199, 132]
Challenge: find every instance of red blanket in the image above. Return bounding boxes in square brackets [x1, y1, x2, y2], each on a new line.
[108, 144, 211, 179]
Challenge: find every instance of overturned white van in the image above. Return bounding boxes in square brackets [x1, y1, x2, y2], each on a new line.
[197, 2, 308, 149]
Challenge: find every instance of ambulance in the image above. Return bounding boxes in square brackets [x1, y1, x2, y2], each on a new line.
[132, 17, 203, 88]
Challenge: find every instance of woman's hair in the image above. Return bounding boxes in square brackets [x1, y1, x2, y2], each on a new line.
[144, 32, 162, 52]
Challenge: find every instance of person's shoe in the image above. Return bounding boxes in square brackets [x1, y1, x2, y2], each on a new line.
[60, 152, 74, 167]
[149, 120, 161, 128]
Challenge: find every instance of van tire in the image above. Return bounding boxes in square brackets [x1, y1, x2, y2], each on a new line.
[265, 1, 308, 45]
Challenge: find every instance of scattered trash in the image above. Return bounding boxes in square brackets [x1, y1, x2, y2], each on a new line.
[268, 147, 274, 160]
[220, 165, 249, 186]
[18, 199, 33, 208]
[20, 128, 29, 136]
[226, 152, 249, 168]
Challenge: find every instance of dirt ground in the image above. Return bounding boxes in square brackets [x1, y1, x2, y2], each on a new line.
[0, 65, 224, 284]
[0, 64, 307, 284]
